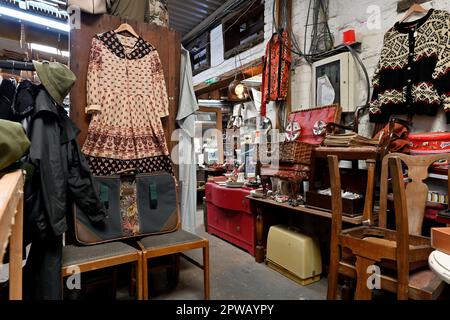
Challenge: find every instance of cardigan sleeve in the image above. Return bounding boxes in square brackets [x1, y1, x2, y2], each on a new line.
[432, 14, 450, 124]
[369, 32, 392, 123]
[369, 60, 384, 122]
[86, 37, 104, 115]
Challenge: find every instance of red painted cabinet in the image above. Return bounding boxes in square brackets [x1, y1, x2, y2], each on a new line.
[205, 182, 255, 256]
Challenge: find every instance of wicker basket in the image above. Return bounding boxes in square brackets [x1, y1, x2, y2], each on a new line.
[279, 141, 315, 165]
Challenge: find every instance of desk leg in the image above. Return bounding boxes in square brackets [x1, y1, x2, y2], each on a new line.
[255, 209, 265, 263]
[9, 194, 23, 300]
[362, 160, 376, 224]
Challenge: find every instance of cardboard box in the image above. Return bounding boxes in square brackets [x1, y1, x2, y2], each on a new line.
[431, 228, 450, 255]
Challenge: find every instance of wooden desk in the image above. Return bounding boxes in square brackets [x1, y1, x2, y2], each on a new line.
[248, 196, 363, 263]
[0, 170, 24, 300]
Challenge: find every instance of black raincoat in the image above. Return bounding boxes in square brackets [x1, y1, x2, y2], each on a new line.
[24, 87, 106, 300]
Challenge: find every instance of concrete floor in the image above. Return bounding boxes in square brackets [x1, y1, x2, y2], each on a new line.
[149, 208, 328, 300]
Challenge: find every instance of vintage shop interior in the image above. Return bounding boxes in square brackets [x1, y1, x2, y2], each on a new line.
[1, 0, 450, 301]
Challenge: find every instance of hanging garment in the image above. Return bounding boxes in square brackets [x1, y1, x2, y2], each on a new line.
[12, 80, 38, 123]
[0, 78, 15, 121]
[145, 0, 169, 27]
[109, 0, 148, 22]
[25, 87, 106, 300]
[177, 47, 199, 233]
[29, 88, 106, 238]
[23, 234, 62, 300]
[82, 31, 173, 176]
[261, 30, 291, 116]
[370, 9, 450, 124]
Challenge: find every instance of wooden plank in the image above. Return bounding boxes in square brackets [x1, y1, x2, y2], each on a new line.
[0, 170, 24, 300]
[247, 196, 363, 225]
[9, 192, 23, 300]
[0, 171, 23, 263]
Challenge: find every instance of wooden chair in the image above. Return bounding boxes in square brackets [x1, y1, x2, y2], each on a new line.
[137, 230, 210, 300]
[327, 153, 448, 300]
[61, 241, 143, 300]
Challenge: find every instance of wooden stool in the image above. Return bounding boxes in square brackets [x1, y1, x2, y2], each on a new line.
[138, 230, 210, 300]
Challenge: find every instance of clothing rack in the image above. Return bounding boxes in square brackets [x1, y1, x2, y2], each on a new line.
[0, 60, 35, 71]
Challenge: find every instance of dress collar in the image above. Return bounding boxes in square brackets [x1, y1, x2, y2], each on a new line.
[98, 31, 155, 60]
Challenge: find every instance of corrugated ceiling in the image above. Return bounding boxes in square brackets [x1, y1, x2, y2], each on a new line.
[168, 0, 226, 36]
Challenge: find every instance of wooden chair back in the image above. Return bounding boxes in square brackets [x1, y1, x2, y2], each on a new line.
[327, 155, 343, 300]
[389, 156, 411, 299]
[379, 153, 450, 235]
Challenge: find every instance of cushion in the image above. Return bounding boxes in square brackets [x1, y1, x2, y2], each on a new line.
[62, 242, 139, 267]
[139, 230, 204, 251]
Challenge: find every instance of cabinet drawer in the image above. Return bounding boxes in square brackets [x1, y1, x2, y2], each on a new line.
[227, 211, 254, 245]
[205, 183, 251, 213]
[207, 203, 254, 244]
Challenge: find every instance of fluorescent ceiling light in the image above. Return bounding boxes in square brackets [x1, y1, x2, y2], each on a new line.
[30, 43, 69, 58]
[0, 5, 69, 32]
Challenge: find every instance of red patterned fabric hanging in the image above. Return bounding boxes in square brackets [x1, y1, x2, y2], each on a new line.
[261, 30, 291, 116]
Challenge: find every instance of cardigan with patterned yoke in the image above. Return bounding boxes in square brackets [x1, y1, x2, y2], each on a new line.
[370, 9, 450, 124]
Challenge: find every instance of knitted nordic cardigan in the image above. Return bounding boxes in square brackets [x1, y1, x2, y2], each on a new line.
[370, 9, 450, 124]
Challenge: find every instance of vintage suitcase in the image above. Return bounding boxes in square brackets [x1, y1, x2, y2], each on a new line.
[74, 171, 179, 245]
[285, 104, 341, 145]
[260, 164, 309, 181]
[266, 225, 322, 285]
[409, 132, 450, 155]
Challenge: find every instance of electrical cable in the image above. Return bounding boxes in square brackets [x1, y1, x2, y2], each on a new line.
[345, 44, 371, 108]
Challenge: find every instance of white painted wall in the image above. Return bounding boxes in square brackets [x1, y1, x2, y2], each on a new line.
[194, 0, 450, 133]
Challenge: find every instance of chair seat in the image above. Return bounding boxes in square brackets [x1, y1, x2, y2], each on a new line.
[362, 237, 417, 249]
[62, 242, 140, 267]
[139, 230, 204, 251]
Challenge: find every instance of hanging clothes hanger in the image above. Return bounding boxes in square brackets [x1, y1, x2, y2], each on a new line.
[114, 18, 139, 38]
[400, 2, 429, 22]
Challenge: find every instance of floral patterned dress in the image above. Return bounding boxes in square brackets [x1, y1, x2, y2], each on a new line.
[82, 31, 173, 176]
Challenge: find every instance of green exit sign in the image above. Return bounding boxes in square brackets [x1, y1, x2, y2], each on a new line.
[205, 77, 220, 85]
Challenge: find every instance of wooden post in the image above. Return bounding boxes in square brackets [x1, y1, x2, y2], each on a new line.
[327, 155, 343, 300]
[9, 190, 23, 300]
[363, 159, 376, 224]
[203, 244, 210, 300]
[255, 208, 265, 263]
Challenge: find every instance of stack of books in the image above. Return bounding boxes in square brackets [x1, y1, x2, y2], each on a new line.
[323, 133, 379, 147]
